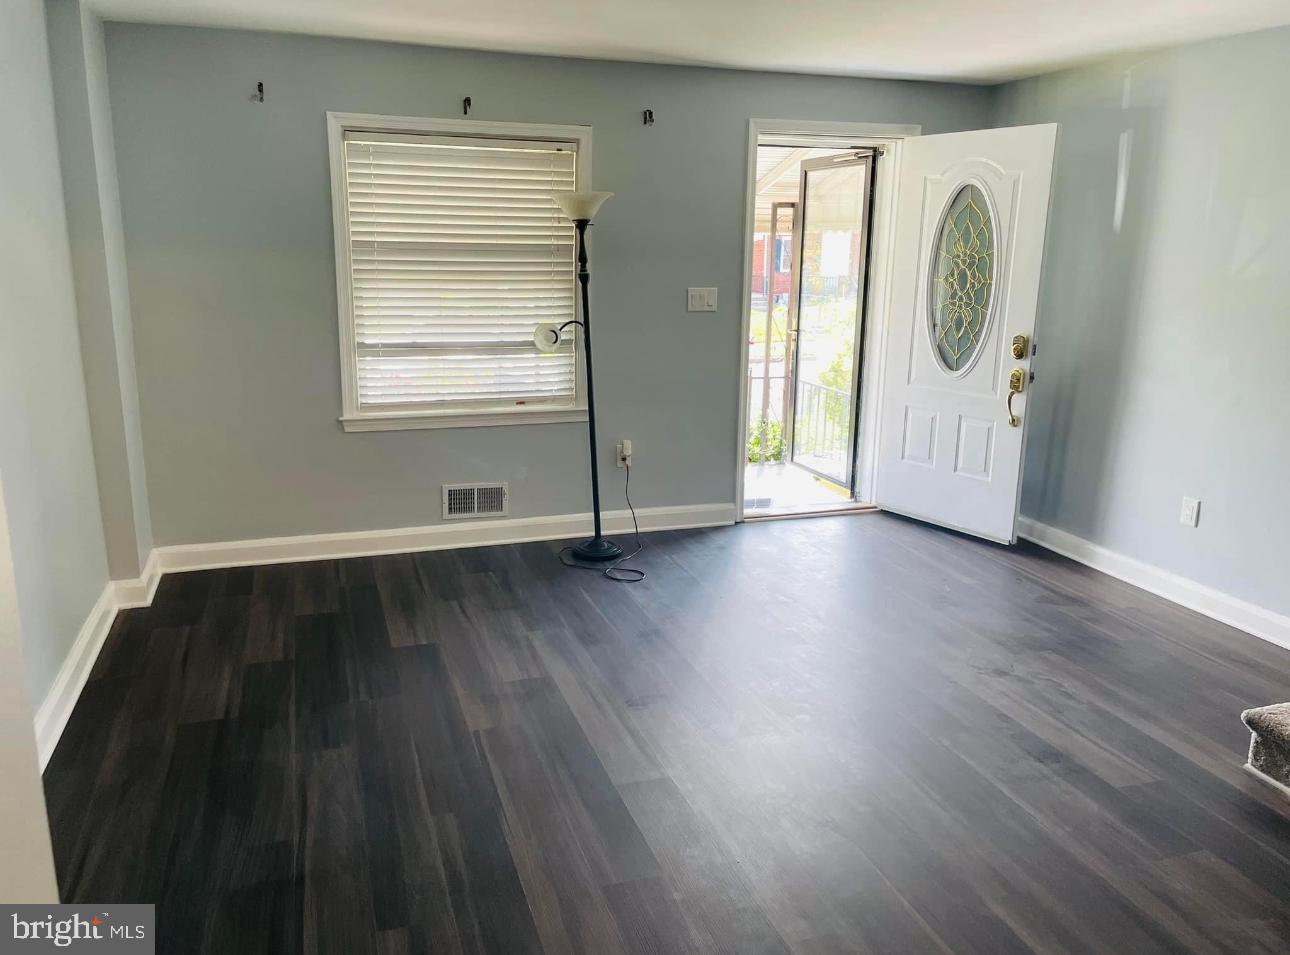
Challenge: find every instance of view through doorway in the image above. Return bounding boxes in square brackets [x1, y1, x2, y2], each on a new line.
[744, 143, 877, 517]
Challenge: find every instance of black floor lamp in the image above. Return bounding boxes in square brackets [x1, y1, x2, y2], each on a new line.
[534, 191, 621, 562]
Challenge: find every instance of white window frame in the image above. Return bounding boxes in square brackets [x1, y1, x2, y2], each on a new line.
[327, 112, 593, 432]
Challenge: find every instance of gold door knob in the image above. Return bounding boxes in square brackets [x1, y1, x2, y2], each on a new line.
[1011, 334, 1029, 360]
[1007, 367, 1025, 427]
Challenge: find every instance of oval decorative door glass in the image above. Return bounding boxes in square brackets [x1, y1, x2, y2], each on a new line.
[929, 183, 995, 372]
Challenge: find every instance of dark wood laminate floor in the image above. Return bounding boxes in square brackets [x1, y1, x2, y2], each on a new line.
[43, 513, 1290, 954]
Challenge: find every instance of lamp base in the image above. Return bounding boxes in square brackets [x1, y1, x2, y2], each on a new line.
[571, 536, 623, 562]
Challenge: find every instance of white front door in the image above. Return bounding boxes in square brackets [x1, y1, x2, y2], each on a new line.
[874, 124, 1057, 543]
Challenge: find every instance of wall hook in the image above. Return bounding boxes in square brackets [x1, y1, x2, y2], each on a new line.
[642, 108, 655, 126]
[250, 81, 264, 103]
[462, 96, 472, 116]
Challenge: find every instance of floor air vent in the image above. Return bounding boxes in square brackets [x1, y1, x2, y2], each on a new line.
[442, 483, 509, 520]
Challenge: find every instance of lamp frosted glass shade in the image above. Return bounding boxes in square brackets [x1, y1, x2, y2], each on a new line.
[553, 191, 613, 222]
[533, 323, 562, 353]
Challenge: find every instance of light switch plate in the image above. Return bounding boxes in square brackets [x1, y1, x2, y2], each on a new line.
[1180, 496, 1201, 528]
[687, 287, 717, 312]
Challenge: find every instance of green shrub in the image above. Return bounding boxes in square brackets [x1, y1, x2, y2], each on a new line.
[747, 417, 785, 463]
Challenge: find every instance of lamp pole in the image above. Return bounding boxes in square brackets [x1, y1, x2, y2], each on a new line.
[569, 217, 622, 562]
[534, 192, 620, 562]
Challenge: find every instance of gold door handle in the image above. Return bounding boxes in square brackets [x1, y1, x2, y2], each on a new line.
[1007, 367, 1025, 427]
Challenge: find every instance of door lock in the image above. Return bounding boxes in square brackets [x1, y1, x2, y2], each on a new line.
[1011, 334, 1030, 360]
[1007, 367, 1025, 428]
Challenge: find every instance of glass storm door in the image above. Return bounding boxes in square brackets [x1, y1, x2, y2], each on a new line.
[873, 124, 1057, 543]
[787, 153, 874, 488]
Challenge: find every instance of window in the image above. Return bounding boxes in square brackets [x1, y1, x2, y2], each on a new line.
[928, 182, 995, 374]
[328, 114, 592, 431]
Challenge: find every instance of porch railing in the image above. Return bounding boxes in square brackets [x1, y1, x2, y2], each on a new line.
[793, 379, 849, 473]
[746, 368, 851, 475]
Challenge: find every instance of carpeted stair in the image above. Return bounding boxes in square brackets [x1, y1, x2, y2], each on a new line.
[1241, 702, 1290, 796]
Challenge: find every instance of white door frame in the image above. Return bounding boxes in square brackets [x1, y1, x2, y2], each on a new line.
[735, 119, 921, 521]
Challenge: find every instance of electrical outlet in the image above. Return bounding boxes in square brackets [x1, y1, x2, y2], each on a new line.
[1180, 496, 1201, 528]
[616, 440, 632, 468]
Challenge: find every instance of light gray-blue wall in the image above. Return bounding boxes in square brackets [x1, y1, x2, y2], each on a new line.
[994, 25, 1290, 616]
[47, 0, 152, 580]
[0, 0, 111, 707]
[102, 23, 993, 546]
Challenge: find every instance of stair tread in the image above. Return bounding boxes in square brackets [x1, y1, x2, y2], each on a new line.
[1242, 702, 1290, 745]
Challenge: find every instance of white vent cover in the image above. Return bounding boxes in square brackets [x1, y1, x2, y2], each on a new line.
[442, 483, 510, 520]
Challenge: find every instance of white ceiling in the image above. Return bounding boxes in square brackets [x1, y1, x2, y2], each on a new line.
[89, 0, 1290, 83]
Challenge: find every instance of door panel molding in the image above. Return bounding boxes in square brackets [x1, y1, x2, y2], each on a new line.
[900, 407, 938, 467]
[953, 415, 995, 480]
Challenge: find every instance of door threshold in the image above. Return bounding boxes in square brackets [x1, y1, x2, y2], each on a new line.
[743, 502, 878, 523]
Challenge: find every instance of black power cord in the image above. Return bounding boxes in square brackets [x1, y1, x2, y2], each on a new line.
[558, 461, 646, 582]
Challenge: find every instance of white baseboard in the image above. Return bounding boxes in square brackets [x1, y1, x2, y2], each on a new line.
[37, 551, 160, 768]
[113, 548, 161, 609]
[37, 509, 1282, 769]
[154, 503, 736, 573]
[35, 502, 735, 767]
[33, 582, 118, 770]
[1018, 517, 1290, 653]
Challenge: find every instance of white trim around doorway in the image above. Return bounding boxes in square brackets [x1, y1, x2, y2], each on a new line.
[735, 119, 920, 522]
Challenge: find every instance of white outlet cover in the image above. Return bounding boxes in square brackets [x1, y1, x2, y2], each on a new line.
[687, 287, 717, 312]
[1180, 496, 1201, 527]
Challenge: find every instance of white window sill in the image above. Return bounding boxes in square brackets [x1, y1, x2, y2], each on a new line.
[340, 407, 588, 432]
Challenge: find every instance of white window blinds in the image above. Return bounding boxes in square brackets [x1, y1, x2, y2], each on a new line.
[342, 131, 578, 413]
